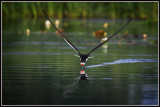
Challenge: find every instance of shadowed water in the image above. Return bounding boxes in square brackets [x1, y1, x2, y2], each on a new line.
[2, 19, 158, 105]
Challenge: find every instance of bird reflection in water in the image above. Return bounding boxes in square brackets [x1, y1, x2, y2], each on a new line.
[62, 73, 89, 98]
[80, 70, 88, 80]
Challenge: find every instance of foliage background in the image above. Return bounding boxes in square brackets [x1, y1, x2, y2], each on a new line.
[2, 2, 158, 21]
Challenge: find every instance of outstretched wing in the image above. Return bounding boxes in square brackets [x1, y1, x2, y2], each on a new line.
[87, 18, 133, 55]
[42, 9, 81, 55]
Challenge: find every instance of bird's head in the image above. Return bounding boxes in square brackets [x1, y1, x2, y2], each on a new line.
[80, 54, 89, 67]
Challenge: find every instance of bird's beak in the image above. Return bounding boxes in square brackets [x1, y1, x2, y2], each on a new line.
[81, 63, 85, 67]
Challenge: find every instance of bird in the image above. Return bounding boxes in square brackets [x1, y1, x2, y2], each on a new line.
[45, 20, 51, 29]
[55, 19, 60, 28]
[93, 30, 107, 39]
[143, 33, 147, 40]
[25, 28, 30, 36]
[93, 30, 108, 43]
[42, 10, 132, 67]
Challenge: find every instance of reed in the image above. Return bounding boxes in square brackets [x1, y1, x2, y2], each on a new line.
[2, 2, 158, 23]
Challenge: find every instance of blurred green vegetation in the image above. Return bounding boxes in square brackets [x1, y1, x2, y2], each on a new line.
[2, 2, 158, 21]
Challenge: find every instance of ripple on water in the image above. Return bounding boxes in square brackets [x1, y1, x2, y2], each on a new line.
[85, 59, 158, 68]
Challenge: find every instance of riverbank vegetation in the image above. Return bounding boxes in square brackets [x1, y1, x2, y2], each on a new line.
[2, 2, 158, 21]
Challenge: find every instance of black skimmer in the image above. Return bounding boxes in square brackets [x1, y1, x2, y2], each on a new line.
[42, 10, 132, 67]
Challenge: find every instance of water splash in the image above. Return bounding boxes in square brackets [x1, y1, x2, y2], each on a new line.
[85, 59, 158, 68]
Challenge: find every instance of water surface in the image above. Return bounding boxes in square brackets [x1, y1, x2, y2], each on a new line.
[2, 18, 158, 105]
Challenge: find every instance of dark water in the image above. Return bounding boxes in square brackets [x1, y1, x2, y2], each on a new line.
[2, 18, 158, 105]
